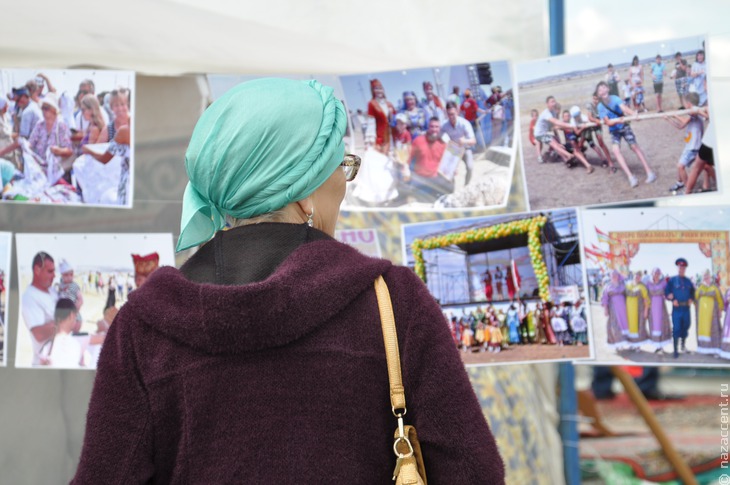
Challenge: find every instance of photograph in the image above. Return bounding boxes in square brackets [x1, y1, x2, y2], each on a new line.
[14, 233, 174, 369]
[340, 61, 516, 211]
[0, 232, 10, 366]
[515, 35, 716, 209]
[0, 69, 135, 207]
[402, 208, 592, 366]
[580, 206, 730, 366]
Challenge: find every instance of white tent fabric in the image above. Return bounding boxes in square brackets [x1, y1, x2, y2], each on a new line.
[0, 0, 548, 75]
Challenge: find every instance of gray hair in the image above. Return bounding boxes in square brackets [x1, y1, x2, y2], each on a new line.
[224, 210, 289, 228]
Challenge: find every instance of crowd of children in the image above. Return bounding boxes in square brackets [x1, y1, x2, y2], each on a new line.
[444, 299, 588, 354]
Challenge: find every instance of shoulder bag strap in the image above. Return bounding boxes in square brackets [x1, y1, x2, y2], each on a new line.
[374, 275, 406, 412]
[374, 275, 428, 485]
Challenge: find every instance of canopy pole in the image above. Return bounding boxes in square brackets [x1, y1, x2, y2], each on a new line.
[548, 4, 579, 484]
[549, 0, 565, 56]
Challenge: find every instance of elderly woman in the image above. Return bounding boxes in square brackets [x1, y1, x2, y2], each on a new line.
[646, 268, 672, 352]
[82, 89, 131, 205]
[695, 269, 723, 355]
[21, 94, 73, 161]
[72, 79, 504, 483]
[601, 270, 629, 349]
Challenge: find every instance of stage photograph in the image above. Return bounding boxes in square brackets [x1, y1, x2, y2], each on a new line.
[402, 208, 592, 366]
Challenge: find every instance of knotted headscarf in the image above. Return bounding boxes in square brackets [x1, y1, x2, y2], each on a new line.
[177, 78, 347, 251]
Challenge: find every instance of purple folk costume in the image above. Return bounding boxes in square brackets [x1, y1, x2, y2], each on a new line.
[646, 279, 673, 349]
[720, 288, 730, 360]
[601, 273, 629, 348]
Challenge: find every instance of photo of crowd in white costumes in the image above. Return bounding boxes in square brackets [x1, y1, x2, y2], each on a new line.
[0, 69, 134, 207]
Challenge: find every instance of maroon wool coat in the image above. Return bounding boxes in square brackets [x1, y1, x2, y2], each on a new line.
[72, 224, 504, 484]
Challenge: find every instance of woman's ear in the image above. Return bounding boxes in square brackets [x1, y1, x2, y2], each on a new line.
[295, 198, 313, 218]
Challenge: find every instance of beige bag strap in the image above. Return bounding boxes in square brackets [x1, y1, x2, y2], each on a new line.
[375, 276, 428, 485]
[374, 275, 406, 412]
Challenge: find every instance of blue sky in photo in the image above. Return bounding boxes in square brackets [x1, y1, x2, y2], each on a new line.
[581, 206, 729, 278]
[517, 35, 704, 84]
[402, 209, 578, 302]
[339, 61, 513, 112]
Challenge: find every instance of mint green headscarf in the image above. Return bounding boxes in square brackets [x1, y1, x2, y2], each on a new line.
[177, 78, 347, 251]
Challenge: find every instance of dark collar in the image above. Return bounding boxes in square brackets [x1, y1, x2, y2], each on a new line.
[179, 223, 332, 285]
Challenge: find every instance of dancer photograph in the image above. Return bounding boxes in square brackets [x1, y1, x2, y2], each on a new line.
[581, 206, 730, 366]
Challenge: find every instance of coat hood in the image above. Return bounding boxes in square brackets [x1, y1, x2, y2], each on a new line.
[125, 224, 392, 355]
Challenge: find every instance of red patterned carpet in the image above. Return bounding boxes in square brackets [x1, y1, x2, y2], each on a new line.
[580, 394, 724, 482]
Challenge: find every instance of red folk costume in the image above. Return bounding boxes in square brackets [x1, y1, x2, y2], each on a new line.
[506, 268, 516, 301]
[483, 271, 493, 302]
[367, 79, 396, 153]
[132, 252, 160, 288]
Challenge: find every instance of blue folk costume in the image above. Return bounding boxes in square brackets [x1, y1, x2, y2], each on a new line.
[398, 91, 427, 138]
[664, 258, 696, 358]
